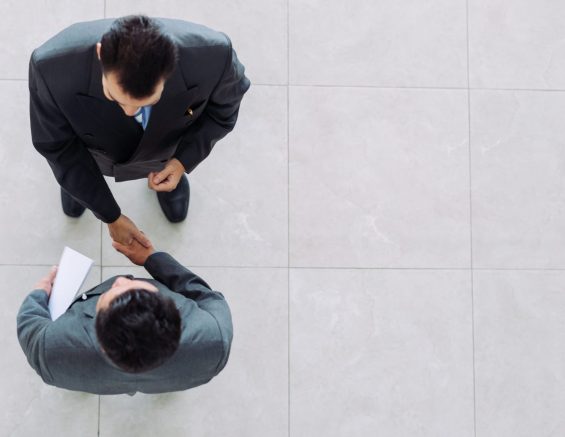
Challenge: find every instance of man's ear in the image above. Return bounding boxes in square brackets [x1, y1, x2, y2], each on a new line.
[96, 42, 102, 60]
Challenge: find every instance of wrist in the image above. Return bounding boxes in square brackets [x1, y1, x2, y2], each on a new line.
[35, 286, 50, 296]
[101, 207, 122, 224]
[144, 250, 158, 266]
[171, 158, 185, 173]
[108, 214, 124, 227]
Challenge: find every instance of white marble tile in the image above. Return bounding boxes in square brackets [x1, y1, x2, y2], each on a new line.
[290, 268, 474, 436]
[471, 90, 565, 268]
[0, 0, 103, 79]
[0, 266, 100, 436]
[101, 86, 287, 267]
[290, 86, 470, 268]
[469, 0, 565, 89]
[290, 0, 467, 87]
[106, 0, 286, 85]
[474, 270, 565, 436]
[0, 81, 101, 265]
[100, 266, 288, 437]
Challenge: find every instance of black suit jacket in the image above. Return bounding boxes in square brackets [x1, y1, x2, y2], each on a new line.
[29, 18, 250, 223]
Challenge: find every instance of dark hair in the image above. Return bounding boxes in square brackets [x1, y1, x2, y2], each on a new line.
[99, 15, 178, 98]
[95, 288, 181, 373]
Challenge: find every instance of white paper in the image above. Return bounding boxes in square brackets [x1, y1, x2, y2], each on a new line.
[49, 246, 94, 320]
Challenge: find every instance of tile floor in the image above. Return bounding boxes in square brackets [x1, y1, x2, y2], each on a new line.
[1, 1, 565, 436]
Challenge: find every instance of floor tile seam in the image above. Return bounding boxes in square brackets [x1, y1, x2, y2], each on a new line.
[286, 0, 291, 434]
[465, 1, 478, 435]
[9, 264, 565, 271]
[3, 77, 565, 94]
[286, 84, 565, 93]
[97, 395, 101, 437]
[98, 264, 290, 269]
[98, 216, 102, 435]
[287, 266, 565, 271]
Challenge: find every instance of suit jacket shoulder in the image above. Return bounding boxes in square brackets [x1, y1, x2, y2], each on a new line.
[29, 18, 230, 107]
[32, 18, 228, 66]
[29, 20, 114, 108]
[32, 19, 113, 65]
[157, 18, 233, 89]
[159, 18, 229, 49]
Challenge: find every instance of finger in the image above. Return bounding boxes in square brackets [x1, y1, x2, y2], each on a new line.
[153, 169, 172, 185]
[134, 231, 152, 248]
[151, 181, 174, 192]
[153, 172, 164, 184]
[148, 179, 159, 191]
[47, 265, 58, 281]
[112, 240, 131, 255]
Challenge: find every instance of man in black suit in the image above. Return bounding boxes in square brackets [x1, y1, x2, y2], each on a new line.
[30, 15, 250, 246]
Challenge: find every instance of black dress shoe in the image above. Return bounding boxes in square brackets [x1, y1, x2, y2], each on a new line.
[60, 188, 86, 218]
[157, 175, 190, 223]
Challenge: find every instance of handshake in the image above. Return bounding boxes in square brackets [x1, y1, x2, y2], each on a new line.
[107, 214, 155, 266]
[106, 160, 187, 263]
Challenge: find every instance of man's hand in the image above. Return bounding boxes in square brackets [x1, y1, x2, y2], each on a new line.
[34, 266, 58, 297]
[108, 214, 151, 247]
[112, 238, 155, 266]
[148, 158, 185, 192]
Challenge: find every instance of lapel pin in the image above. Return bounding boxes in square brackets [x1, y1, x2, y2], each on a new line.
[186, 107, 193, 117]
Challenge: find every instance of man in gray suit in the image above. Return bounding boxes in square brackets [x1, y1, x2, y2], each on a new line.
[30, 15, 250, 245]
[16, 239, 232, 394]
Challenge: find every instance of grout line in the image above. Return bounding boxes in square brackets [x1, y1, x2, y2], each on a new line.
[102, 264, 290, 269]
[466, 1, 477, 435]
[100, 220, 103, 277]
[251, 83, 288, 87]
[288, 83, 467, 90]
[97, 395, 101, 436]
[8, 263, 565, 271]
[3, 76, 565, 94]
[98, 205, 102, 434]
[470, 86, 565, 93]
[286, 0, 291, 435]
[262, 83, 565, 93]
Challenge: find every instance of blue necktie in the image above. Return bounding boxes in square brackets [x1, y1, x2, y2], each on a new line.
[140, 105, 152, 130]
[135, 106, 152, 130]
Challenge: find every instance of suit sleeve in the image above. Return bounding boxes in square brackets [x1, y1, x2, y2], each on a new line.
[29, 53, 121, 223]
[174, 36, 251, 173]
[16, 290, 54, 382]
[144, 252, 233, 372]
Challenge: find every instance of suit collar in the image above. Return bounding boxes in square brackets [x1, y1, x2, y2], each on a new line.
[79, 275, 166, 319]
[88, 46, 106, 100]
[87, 45, 187, 101]
[82, 318, 126, 371]
[78, 275, 130, 318]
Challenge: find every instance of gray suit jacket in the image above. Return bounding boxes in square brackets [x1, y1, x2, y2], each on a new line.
[29, 18, 250, 223]
[17, 252, 233, 395]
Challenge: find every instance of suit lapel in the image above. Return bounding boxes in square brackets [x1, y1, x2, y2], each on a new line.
[75, 48, 143, 142]
[73, 275, 128, 318]
[75, 47, 201, 164]
[129, 66, 199, 162]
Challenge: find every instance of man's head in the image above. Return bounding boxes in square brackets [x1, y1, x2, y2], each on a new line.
[95, 276, 181, 373]
[98, 15, 178, 115]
